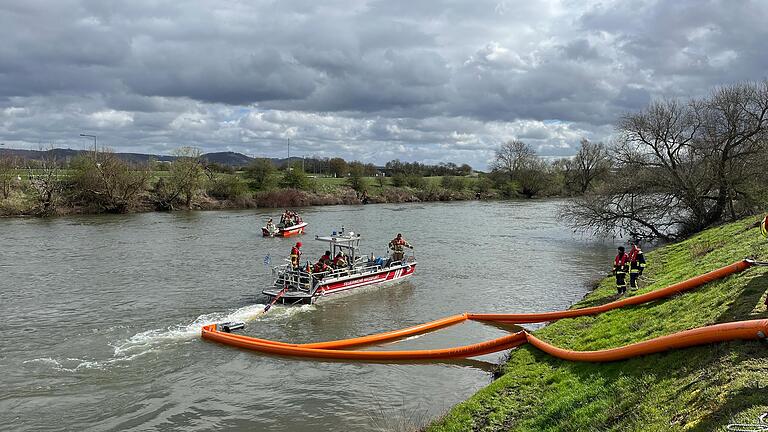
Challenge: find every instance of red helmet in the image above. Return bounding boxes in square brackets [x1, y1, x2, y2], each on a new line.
[296, 242, 302, 248]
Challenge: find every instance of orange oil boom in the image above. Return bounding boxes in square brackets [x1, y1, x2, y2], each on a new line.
[202, 259, 767, 362]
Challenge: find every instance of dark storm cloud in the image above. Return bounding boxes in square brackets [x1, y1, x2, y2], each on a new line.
[1, 0, 766, 168]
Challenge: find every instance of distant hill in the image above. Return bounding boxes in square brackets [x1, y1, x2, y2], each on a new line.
[0, 148, 383, 170]
[202, 151, 254, 166]
[0, 148, 253, 166]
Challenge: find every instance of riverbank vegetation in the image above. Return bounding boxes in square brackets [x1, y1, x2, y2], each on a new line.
[0, 139, 615, 217]
[427, 215, 768, 431]
[0, 150, 481, 216]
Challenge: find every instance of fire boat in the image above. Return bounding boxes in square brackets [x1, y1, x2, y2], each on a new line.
[262, 221, 308, 237]
[262, 231, 416, 304]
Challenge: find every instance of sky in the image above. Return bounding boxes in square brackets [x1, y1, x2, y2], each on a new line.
[1, 0, 766, 169]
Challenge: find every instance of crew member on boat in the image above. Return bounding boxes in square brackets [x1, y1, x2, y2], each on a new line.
[388, 233, 413, 262]
[280, 209, 303, 228]
[281, 210, 292, 227]
[290, 242, 302, 269]
[265, 218, 277, 235]
[333, 252, 348, 268]
[312, 255, 331, 278]
[319, 250, 332, 266]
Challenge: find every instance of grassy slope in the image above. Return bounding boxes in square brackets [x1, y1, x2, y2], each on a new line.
[428, 215, 768, 432]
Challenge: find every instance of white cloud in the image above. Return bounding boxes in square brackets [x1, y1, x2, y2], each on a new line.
[88, 110, 134, 128]
[0, 0, 766, 169]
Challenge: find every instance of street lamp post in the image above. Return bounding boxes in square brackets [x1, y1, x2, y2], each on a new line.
[79, 133, 97, 152]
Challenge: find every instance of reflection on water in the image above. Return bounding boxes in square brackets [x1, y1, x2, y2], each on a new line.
[0, 200, 614, 431]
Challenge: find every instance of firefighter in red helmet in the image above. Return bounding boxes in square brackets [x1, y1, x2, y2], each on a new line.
[290, 242, 302, 269]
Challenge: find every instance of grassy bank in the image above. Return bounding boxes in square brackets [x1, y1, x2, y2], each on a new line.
[428, 216, 768, 432]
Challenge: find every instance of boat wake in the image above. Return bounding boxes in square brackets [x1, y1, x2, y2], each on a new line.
[23, 357, 103, 373]
[24, 303, 314, 373]
[112, 303, 314, 357]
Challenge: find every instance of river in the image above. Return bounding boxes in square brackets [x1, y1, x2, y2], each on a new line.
[0, 200, 614, 431]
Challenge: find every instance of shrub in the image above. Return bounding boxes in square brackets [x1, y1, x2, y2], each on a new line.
[441, 176, 467, 191]
[70, 152, 150, 213]
[280, 165, 312, 190]
[406, 175, 427, 189]
[497, 180, 522, 199]
[391, 173, 407, 187]
[255, 188, 311, 208]
[474, 177, 494, 194]
[347, 166, 368, 193]
[153, 147, 204, 210]
[207, 175, 249, 200]
[245, 158, 277, 190]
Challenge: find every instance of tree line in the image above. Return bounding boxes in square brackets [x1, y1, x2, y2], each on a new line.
[485, 138, 612, 199]
[0, 148, 480, 215]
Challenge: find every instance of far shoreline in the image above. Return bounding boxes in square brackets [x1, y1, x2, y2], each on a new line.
[1, 186, 542, 219]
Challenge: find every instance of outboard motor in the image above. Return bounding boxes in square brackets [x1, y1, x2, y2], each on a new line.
[219, 322, 245, 333]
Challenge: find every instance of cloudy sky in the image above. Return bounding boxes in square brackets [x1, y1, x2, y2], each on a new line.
[1, 0, 766, 169]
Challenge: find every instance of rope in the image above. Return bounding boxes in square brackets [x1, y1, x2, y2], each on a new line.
[727, 412, 768, 431]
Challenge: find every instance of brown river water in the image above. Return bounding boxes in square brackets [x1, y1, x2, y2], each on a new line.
[0, 200, 615, 431]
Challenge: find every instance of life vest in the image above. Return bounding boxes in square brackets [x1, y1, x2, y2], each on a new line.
[334, 256, 347, 267]
[290, 247, 301, 267]
[614, 253, 629, 273]
[390, 238, 406, 252]
[320, 254, 332, 266]
[629, 248, 646, 272]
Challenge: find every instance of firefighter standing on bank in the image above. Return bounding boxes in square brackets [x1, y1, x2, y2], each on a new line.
[613, 246, 629, 295]
[628, 241, 647, 291]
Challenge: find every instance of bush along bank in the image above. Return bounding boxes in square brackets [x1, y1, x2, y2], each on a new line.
[0, 157, 496, 218]
[427, 215, 768, 432]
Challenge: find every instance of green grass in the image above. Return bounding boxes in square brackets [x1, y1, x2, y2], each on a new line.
[427, 216, 768, 432]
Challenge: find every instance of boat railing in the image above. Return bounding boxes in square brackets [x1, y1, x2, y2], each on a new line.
[272, 265, 314, 293]
[388, 255, 416, 267]
[271, 255, 416, 295]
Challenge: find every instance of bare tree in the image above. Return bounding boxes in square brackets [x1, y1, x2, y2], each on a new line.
[71, 151, 151, 213]
[0, 156, 19, 199]
[565, 177, 684, 241]
[27, 155, 63, 215]
[491, 140, 537, 173]
[491, 140, 549, 198]
[565, 139, 611, 194]
[155, 147, 204, 210]
[563, 80, 768, 239]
